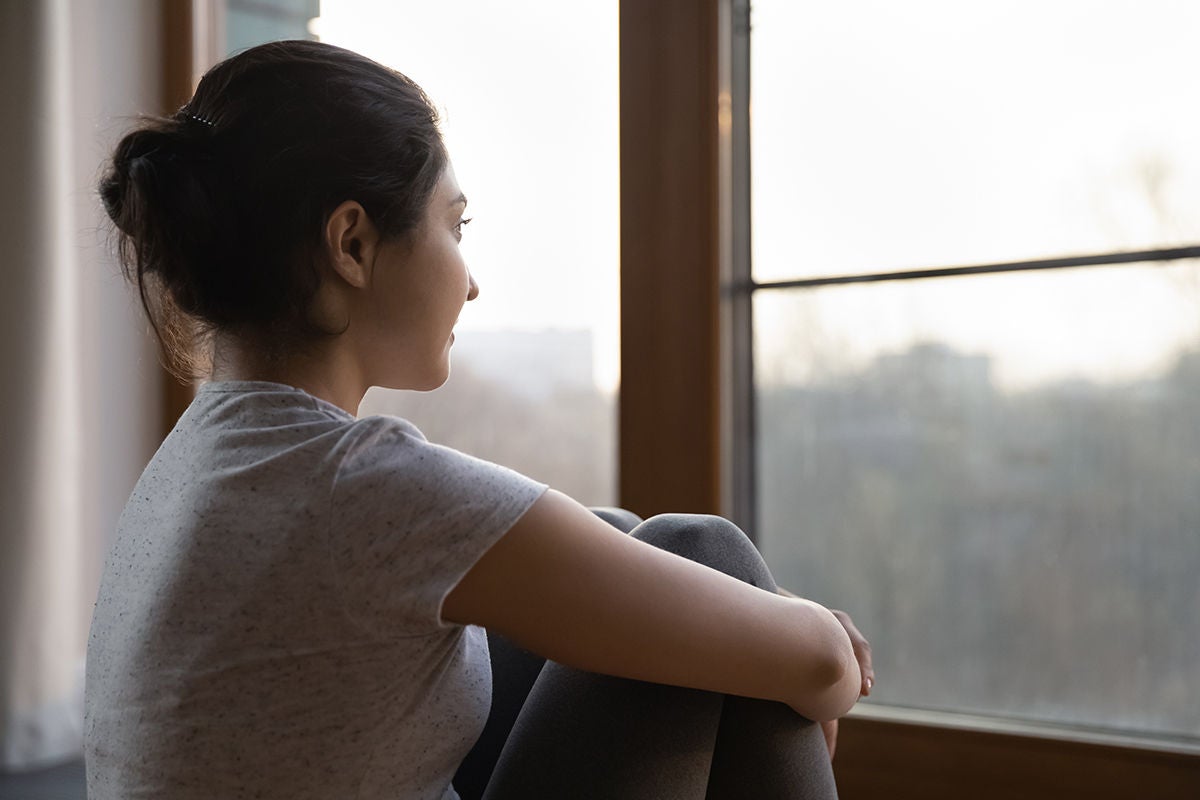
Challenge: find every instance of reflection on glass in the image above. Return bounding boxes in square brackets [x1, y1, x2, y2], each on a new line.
[751, 0, 1200, 281]
[755, 262, 1200, 739]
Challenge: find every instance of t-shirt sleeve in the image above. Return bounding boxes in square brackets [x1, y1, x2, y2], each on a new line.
[327, 416, 548, 638]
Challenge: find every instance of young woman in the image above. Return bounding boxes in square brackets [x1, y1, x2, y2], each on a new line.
[85, 40, 874, 799]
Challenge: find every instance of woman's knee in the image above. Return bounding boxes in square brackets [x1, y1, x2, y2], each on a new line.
[589, 506, 643, 533]
[631, 514, 777, 592]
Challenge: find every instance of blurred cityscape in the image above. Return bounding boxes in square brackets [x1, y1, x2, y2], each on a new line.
[361, 326, 1200, 740]
[360, 328, 617, 507]
[758, 340, 1200, 740]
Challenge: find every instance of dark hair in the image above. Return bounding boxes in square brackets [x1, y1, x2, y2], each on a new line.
[99, 40, 447, 378]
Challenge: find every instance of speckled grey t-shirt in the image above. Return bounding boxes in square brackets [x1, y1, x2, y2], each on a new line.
[84, 381, 547, 800]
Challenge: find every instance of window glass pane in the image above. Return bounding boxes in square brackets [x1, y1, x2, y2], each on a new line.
[751, 1, 1200, 281]
[293, 2, 618, 503]
[754, 262, 1200, 740]
[224, 0, 319, 54]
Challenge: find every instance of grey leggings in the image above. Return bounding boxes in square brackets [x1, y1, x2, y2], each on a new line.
[452, 511, 838, 800]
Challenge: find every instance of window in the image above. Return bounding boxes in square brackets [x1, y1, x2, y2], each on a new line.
[746, 0, 1200, 747]
[217, 0, 620, 505]
[319, 1, 619, 505]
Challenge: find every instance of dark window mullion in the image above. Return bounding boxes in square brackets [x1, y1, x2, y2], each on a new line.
[743, 244, 1200, 293]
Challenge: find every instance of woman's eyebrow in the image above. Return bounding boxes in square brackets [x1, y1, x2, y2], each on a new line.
[451, 193, 468, 208]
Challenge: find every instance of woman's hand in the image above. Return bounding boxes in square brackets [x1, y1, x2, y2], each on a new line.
[825, 610, 871, 761]
[829, 609, 873, 697]
[776, 590, 874, 696]
[778, 591, 875, 761]
[821, 719, 838, 760]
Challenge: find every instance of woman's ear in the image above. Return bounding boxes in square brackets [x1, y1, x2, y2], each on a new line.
[323, 200, 380, 288]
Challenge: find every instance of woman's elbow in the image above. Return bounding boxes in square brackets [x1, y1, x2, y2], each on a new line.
[824, 651, 863, 719]
[790, 620, 862, 721]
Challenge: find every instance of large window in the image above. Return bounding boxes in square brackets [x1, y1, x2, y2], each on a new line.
[746, 0, 1200, 747]
[219, 0, 620, 505]
[320, 1, 619, 505]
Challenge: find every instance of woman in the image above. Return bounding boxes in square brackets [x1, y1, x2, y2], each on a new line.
[85, 40, 873, 799]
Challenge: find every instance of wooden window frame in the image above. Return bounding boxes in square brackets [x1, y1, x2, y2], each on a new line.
[617, 0, 1200, 796]
[618, 0, 724, 517]
[160, 1, 197, 437]
[160, 0, 222, 437]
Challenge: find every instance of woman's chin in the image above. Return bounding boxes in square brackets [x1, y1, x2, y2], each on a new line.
[377, 358, 451, 393]
[417, 360, 452, 392]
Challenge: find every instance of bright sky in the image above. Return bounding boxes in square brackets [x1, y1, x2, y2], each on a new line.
[315, 1, 1200, 394]
[752, 0, 1200, 390]
[314, 1, 621, 389]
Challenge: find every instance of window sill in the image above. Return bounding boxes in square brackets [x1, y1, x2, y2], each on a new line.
[834, 707, 1200, 799]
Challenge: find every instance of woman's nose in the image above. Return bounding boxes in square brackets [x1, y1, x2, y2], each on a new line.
[467, 271, 480, 301]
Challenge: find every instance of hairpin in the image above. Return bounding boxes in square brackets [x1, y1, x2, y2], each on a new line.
[187, 113, 216, 129]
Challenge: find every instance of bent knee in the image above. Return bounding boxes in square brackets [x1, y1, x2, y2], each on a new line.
[632, 514, 775, 591]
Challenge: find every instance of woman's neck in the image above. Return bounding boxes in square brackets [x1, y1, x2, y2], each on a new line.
[209, 332, 368, 415]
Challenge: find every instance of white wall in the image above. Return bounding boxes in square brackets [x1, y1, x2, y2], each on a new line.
[0, 0, 162, 770]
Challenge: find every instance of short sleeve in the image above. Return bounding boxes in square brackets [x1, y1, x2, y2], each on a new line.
[327, 416, 547, 637]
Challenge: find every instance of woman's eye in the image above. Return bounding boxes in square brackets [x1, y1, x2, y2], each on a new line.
[454, 217, 473, 239]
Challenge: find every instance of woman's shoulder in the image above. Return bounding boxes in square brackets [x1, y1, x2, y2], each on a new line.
[180, 380, 544, 501]
[337, 411, 543, 497]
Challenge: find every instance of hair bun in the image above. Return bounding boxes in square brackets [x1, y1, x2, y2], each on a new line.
[101, 124, 209, 235]
[99, 119, 229, 324]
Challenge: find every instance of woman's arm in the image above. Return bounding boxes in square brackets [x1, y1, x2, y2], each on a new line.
[443, 489, 862, 722]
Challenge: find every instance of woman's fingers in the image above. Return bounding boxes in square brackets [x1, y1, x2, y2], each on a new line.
[831, 609, 874, 696]
[820, 718, 838, 760]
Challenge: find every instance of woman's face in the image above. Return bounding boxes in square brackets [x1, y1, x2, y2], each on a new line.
[363, 164, 478, 391]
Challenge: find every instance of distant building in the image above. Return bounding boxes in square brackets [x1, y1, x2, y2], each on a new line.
[453, 329, 596, 401]
[873, 342, 993, 395]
